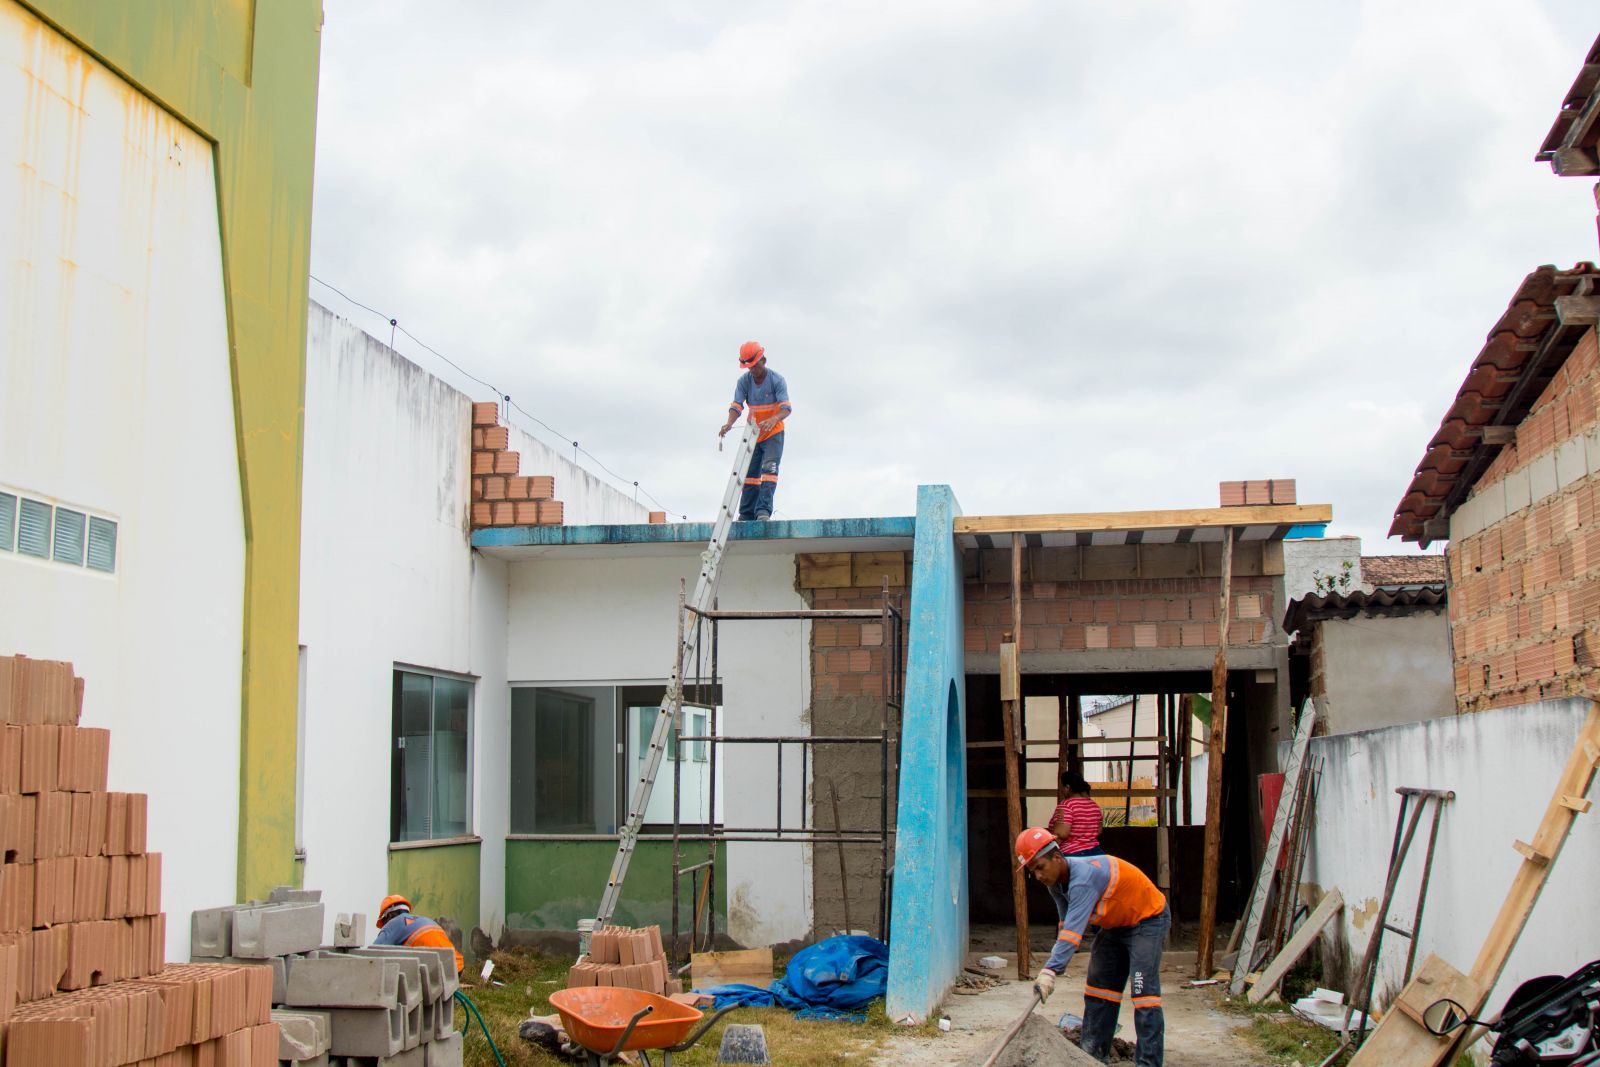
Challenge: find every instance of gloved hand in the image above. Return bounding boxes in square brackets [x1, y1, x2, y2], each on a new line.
[1033, 969, 1056, 1002]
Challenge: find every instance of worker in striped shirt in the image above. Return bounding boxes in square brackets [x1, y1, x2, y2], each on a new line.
[1048, 771, 1105, 857]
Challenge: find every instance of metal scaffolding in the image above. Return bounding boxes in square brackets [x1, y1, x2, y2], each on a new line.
[667, 587, 905, 970]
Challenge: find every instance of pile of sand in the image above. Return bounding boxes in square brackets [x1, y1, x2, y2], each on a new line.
[957, 1013, 1102, 1067]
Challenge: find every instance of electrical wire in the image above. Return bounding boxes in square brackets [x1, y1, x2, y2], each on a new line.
[308, 274, 689, 518]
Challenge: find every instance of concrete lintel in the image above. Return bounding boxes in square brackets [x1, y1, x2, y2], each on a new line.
[964, 646, 1281, 674]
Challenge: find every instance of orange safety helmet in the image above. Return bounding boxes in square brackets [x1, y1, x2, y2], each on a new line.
[377, 894, 412, 929]
[738, 341, 765, 369]
[1015, 827, 1058, 869]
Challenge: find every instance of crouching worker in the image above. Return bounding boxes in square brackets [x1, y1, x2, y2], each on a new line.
[375, 894, 465, 974]
[1015, 827, 1170, 1067]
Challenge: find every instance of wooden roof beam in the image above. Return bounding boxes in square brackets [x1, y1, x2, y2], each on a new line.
[953, 503, 1332, 536]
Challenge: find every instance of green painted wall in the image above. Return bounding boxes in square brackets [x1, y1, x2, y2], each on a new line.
[17, 0, 324, 899]
[389, 842, 482, 950]
[506, 841, 728, 932]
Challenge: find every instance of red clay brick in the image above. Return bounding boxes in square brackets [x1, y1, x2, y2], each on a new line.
[493, 450, 520, 475]
[471, 502, 492, 527]
[472, 428, 484, 449]
[539, 500, 565, 525]
[472, 401, 499, 426]
[492, 502, 516, 526]
[514, 502, 539, 524]
[481, 426, 510, 451]
[528, 475, 556, 500]
[649, 511, 667, 524]
[482, 476, 508, 501]
[1085, 626, 1109, 650]
[471, 451, 494, 475]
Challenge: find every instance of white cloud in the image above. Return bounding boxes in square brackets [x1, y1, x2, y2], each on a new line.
[310, 1, 1599, 547]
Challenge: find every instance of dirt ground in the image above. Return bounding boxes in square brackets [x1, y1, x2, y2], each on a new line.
[874, 932, 1270, 1066]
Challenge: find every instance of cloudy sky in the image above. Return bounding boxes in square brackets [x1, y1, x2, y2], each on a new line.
[309, 2, 1597, 550]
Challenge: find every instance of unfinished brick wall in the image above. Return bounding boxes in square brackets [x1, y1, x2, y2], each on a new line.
[802, 553, 906, 937]
[1449, 327, 1600, 710]
[469, 402, 565, 528]
[962, 544, 1280, 654]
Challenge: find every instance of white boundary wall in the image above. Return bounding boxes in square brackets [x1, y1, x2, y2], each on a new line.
[506, 551, 814, 946]
[1302, 698, 1600, 1019]
[299, 302, 647, 938]
[0, 3, 242, 959]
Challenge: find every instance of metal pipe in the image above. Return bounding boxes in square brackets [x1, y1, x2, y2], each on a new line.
[677, 734, 884, 744]
[1403, 794, 1449, 983]
[687, 607, 887, 620]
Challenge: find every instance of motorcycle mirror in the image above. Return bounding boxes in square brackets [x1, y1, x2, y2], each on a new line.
[1421, 998, 1471, 1036]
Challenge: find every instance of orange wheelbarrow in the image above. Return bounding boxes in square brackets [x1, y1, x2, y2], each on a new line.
[548, 987, 738, 1066]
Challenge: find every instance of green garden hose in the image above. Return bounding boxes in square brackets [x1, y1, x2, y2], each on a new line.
[455, 989, 509, 1067]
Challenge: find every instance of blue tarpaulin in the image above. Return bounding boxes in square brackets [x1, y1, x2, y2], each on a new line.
[702, 935, 889, 1021]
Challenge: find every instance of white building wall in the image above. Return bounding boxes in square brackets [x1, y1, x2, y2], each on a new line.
[1303, 699, 1600, 1021]
[298, 303, 645, 935]
[1282, 536, 1365, 602]
[506, 551, 814, 946]
[0, 3, 242, 958]
[1320, 612, 1455, 733]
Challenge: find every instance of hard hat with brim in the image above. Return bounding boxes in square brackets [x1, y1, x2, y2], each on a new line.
[1015, 827, 1058, 868]
[738, 340, 765, 368]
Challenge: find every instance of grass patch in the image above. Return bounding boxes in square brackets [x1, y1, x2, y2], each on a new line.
[456, 948, 939, 1067]
[1240, 1014, 1344, 1065]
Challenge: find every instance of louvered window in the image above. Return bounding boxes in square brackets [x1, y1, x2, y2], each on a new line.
[53, 508, 85, 565]
[0, 492, 14, 551]
[17, 499, 51, 559]
[86, 517, 117, 573]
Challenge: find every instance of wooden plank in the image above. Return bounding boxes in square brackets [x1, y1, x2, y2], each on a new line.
[796, 553, 852, 589]
[1261, 539, 1285, 577]
[1197, 526, 1234, 979]
[953, 504, 1332, 536]
[966, 737, 1163, 749]
[969, 788, 1176, 799]
[1247, 889, 1343, 1004]
[1558, 794, 1593, 813]
[1511, 839, 1549, 865]
[690, 948, 775, 989]
[851, 551, 905, 588]
[1349, 955, 1482, 1065]
[998, 644, 1018, 702]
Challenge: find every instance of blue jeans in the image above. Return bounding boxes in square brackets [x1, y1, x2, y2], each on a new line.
[1082, 904, 1168, 1066]
[738, 431, 783, 520]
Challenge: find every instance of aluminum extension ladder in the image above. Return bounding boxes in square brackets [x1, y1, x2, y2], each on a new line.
[593, 422, 759, 928]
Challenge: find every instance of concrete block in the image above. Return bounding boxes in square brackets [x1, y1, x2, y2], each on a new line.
[271, 885, 324, 903]
[424, 1032, 463, 1067]
[335, 913, 368, 948]
[1585, 426, 1600, 475]
[427, 989, 455, 1040]
[286, 955, 403, 1009]
[233, 901, 324, 958]
[1504, 466, 1532, 514]
[191, 904, 250, 957]
[351, 946, 454, 1003]
[1557, 435, 1588, 489]
[1529, 451, 1559, 503]
[274, 1008, 334, 1059]
[327, 1005, 404, 1057]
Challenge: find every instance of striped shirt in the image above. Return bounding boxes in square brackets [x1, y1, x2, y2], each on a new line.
[1049, 795, 1104, 854]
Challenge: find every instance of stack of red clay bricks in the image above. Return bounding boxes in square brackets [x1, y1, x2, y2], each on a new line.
[0, 655, 277, 1065]
[566, 925, 682, 995]
[1219, 479, 1297, 506]
[469, 401, 565, 527]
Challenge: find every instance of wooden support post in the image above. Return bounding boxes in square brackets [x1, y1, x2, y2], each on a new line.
[1125, 698, 1137, 822]
[1156, 695, 1170, 892]
[1180, 693, 1194, 826]
[1000, 533, 1030, 979]
[1056, 680, 1071, 800]
[1068, 692, 1082, 779]
[1196, 526, 1234, 979]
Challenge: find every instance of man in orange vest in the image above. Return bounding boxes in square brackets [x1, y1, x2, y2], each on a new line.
[717, 340, 791, 521]
[1016, 827, 1170, 1066]
[374, 894, 465, 974]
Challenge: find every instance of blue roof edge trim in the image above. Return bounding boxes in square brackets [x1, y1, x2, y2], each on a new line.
[471, 515, 918, 548]
[1284, 523, 1329, 539]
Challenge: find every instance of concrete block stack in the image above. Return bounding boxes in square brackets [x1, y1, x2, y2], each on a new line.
[0, 654, 279, 1065]
[468, 401, 567, 528]
[188, 903, 462, 1067]
[566, 925, 681, 995]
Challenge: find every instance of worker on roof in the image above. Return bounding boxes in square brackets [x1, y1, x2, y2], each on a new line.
[374, 894, 465, 974]
[717, 340, 791, 521]
[1016, 827, 1169, 1067]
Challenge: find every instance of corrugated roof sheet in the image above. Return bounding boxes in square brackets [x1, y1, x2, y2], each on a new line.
[1391, 263, 1600, 544]
[1283, 586, 1447, 636]
[1536, 34, 1600, 175]
[1360, 554, 1446, 588]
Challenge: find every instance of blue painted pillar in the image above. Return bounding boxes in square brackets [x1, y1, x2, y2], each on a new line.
[885, 484, 968, 1022]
